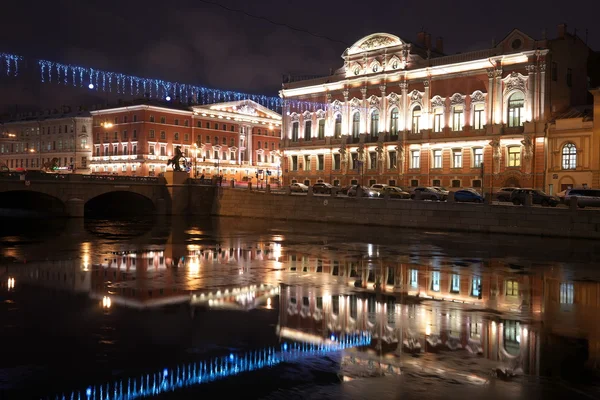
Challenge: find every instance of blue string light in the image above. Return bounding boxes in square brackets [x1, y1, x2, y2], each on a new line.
[0, 53, 23, 76]
[47, 332, 371, 400]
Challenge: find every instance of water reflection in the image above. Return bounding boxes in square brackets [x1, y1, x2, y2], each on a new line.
[1, 216, 600, 398]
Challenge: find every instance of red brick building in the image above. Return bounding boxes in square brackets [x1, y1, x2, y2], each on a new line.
[89, 100, 282, 183]
[280, 25, 593, 191]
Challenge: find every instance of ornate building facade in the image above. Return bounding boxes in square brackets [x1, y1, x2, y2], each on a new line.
[280, 25, 593, 191]
[89, 100, 282, 183]
[0, 109, 93, 173]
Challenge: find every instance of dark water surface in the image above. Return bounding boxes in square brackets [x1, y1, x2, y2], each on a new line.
[1, 216, 600, 399]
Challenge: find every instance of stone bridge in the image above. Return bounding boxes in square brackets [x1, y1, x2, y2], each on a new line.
[0, 172, 216, 217]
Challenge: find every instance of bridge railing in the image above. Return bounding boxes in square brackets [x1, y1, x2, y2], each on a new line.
[0, 172, 68, 181]
[81, 175, 165, 184]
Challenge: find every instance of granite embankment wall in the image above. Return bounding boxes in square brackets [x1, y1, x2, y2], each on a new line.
[212, 188, 600, 239]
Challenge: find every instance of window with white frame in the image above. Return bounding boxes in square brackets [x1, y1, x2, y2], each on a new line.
[508, 146, 521, 167]
[352, 112, 360, 138]
[410, 269, 418, 288]
[559, 282, 574, 304]
[317, 154, 324, 170]
[507, 92, 525, 127]
[149, 144, 155, 155]
[452, 105, 464, 131]
[506, 280, 518, 296]
[451, 274, 460, 293]
[370, 110, 379, 136]
[473, 103, 485, 130]
[411, 106, 421, 133]
[473, 148, 483, 168]
[452, 149, 462, 168]
[291, 122, 299, 142]
[411, 150, 420, 169]
[471, 277, 481, 297]
[432, 149, 442, 169]
[389, 108, 399, 134]
[304, 120, 312, 140]
[304, 155, 310, 171]
[433, 108, 443, 133]
[388, 151, 397, 169]
[318, 119, 325, 139]
[562, 143, 577, 170]
[431, 271, 441, 292]
[334, 114, 342, 138]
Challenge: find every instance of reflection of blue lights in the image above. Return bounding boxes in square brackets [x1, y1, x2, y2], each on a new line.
[52, 333, 371, 400]
[88, 83, 94, 89]
[330, 334, 335, 341]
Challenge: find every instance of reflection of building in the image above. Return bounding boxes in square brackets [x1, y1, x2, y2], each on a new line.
[0, 109, 92, 173]
[89, 100, 282, 183]
[545, 89, 600, 192]
[5, 259, 91, 293]
[280, 26, 593, 190]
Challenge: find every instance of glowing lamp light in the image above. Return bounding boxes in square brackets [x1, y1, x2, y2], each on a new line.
[229, 354, 234, 361]
[165, 96, 171, 101]
[330, 334, 335, 341]
[88, 83, 94, 89]
[163, 368, 169, 377]
[86, 387, 92, 397]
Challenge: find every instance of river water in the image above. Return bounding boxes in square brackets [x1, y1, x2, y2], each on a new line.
[1, 216, 600, 399]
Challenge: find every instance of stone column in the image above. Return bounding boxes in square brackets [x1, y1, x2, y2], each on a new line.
[326, 93, 333, 137]
[343, 89, 350, 137]
[360, 87, 368, 133]
[246, 125, 253, 165]
[379, 85, 387, 134]
[487, 69, 495, 125]
[494, 69, 503, 125]
[526, 65, 536, 122]
[400, 82, 409, 132]
[423, 80, 430, 130]
[539, 63, 546, 121]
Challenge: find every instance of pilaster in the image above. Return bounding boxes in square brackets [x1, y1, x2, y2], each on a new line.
[487, 69, 495, 125]
[539, 64, 546, 121]
[400, 82, 408, 132]
[379, 85, 387, 134]
[423, 80, 430, 130]
[360, 87, 368, 133]
[526, 65, 536, 122]
[494, 69, 503, 125]
[343, 89, 350, 137]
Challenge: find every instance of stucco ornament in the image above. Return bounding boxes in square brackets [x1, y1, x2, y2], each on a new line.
[521, 135, 533, 161]
[388, 92, 400, 107]
[359, 36, 397, 51]
[489, 137, 501, 174]
[504, 71, 527, 94]
[471, 90, 485, 103]
[376, 136, 385, 173]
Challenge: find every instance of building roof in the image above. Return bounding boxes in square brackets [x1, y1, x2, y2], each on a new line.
[553, 106, 594, 121]
[1, 109, 91, 124]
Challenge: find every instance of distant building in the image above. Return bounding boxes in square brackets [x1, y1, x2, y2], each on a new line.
[89, 100, 282, 184]
[280, 24, 595, 191]
[0, 108, 92, 173]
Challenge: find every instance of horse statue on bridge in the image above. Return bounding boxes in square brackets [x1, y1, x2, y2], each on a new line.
[41, 158, 59, 172]
[167, 146, 187, 172]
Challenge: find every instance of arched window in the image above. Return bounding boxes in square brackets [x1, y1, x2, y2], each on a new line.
[304, 120, 312, 140]
[370, 110, 379, 136]
[291, 122, 299, 142]
[389, 108, 399, 135]
[334, 114, 342, 138]
[352, 112, 360, 138]
[562, 143, 577, 170]
[411, 106, 421, 134]
[507, 92, 525, 127]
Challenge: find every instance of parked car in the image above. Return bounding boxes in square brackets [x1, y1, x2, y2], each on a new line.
[348, 185, 379, 197]
[338, 185, 353, 195]
[496, 187, 519, 202]
[454, 189, 484, 203]
[510, 188, 559, 207]
[564, 188, 600, 208]
[312, 182, 333, 194]
[382, 186, 410, 199]
[369, 183, 389, 193]
[432, 186, 449, 195]
[411, 187, 447, 201]
[290, 183, 308, 193]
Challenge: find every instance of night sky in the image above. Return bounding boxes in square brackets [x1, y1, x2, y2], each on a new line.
[1, 0, 599, 114]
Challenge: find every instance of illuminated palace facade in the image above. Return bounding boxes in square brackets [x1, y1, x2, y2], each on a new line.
[280, 25, 592, 190]
[89, 100, 282, 182]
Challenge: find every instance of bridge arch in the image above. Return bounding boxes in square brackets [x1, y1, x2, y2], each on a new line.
[0, 189, 66, 216]
[84, 191, 157, 217]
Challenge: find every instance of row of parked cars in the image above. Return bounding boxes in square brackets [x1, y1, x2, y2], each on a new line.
[289, 183, 486, 203]
[496, 187, 600, 208]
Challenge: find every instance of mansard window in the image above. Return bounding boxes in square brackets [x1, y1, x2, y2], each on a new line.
[318, 119, 325, 139]
[473, 147, 483, 168]
[508, 146, 521, 167]
[304, 120, 312, 140]
[334, 114, 342, 138]
[433, 108, 443, 133]
[411, 106, 421, 133]
[370, 110, 379, 136]
[452, 149, 462, 168]
[291, 122, 299, 142]
[452, 105, 464, 131]
[410, 150, 420, 169]
[507, 92, 525, 127]
[473, 103, 485, 130]
[562, 143, 577, 170]
[389, 108, 399, 135]
[388, 151, 397, 169]
[432, 149, 442, 169]
[352, 112, 360, 138]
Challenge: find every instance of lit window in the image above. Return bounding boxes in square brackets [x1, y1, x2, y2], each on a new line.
[450, 149, 462, 168]
[560, 282, 574, 304]
[410, 150, 420, 169]
[433, 108, 443, 133]
[389, 108, 399, 134]
[508, 146, 521, 167]
[432, 149, 442, 168]
[370, 110, 379, 136]
[507, 92, 525, 127]
[352, 112, 360, 138]
[506, 280, 518, 296]
[473, 103, 485, 130]
[473, 148, 483, 167]
[562, 143, 577, 170]
[411, 106, 421, 133]
[452, 105, 464, 131]
[410, 269, 418, 288]
[318, 119, 325, 139]
[451, 274, 460, 293]
[471, 277, 481, 297]
[334, 114, 342, 138]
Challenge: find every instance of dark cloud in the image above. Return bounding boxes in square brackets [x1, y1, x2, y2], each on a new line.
[0, 0, 599, 114]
